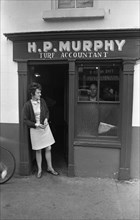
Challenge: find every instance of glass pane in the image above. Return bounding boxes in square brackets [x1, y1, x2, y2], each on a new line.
[99, 65, 120, 101]
[58, 0, 75, 8]
[76, 103, 99, 137]
[78, 65, 98, 102]
[98, 104, 120, 136]
[77, 63, 121, 139]
[76, 0, 93, 8]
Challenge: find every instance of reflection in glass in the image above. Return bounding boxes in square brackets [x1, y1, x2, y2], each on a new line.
[100, 66, 120, 101]
[77, 63, 121, 138]
[78, 66, 98, 101]
[58, 0, 75, 8]
[76, 103, 99, 137]
[76, 0, 93, 8]
[58, 0, 93, 9]
[98, 104, 119, 136]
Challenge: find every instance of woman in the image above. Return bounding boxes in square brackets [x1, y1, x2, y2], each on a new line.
[22, 82, 58, 178]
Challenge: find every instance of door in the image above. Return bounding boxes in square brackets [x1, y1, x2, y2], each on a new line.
[28, 63, 69, 175]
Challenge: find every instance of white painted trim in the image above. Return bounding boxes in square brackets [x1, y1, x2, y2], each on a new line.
[132, 60, 140, 127]
[43, 8, 105, 20]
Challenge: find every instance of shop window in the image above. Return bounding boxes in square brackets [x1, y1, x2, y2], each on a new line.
[76, 62, 121, 138]
[58, 0, 94, 9]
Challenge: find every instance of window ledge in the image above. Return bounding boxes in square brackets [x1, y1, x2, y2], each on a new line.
[43, 8, 105, 21]
[74, 138, 121, 148]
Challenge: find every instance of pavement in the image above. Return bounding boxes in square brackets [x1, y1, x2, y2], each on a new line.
[0, 173, 139, 220]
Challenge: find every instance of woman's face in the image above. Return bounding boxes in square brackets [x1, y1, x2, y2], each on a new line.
[32, 89, 41, 100]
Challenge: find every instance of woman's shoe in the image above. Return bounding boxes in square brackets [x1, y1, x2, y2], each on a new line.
[47, 169, 59, 176]
[36, 171, 42, 178]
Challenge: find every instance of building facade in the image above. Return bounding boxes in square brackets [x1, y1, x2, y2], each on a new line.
[1, 0, 140, 179]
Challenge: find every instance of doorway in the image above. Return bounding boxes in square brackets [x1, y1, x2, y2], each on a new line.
[28, 63, 69, 175]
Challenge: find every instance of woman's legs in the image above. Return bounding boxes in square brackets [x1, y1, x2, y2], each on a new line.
[36, 149, 42, 174]
[45, 146, 59, 175]
[35, 147, 58, 177]
[45, 146, 53, 171]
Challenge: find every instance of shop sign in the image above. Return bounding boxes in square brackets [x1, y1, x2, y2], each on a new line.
[13, 39, 139, 60]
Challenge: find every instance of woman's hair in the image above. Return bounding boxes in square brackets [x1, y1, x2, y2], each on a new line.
[29, 82, 42, 96]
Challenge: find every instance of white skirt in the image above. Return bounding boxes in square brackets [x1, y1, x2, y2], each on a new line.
[30, 124, 55, 150]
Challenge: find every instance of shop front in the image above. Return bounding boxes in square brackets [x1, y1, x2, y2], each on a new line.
[5, 29, 140, 179]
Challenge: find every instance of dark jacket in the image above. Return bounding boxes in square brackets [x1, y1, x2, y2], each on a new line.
[22, 98, 49, 128]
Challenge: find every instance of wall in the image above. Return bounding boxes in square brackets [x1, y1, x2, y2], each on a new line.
[74, 147, 120, 178]
[1, 1, 139, 33]
[130, 61, 140, 179]
[0, 37, 18, 123]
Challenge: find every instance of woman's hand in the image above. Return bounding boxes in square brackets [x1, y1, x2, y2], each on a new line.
[39, 124, 47, 129]
[44, 118, 48, 125]
[35, 123, 46, 129]
[35, 119, 48, 129]
[44, 118, 49, 128]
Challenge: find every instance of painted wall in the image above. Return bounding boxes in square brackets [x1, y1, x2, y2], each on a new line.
[0, 37, 18, 123]
[130, 61, 140, 179]
[132, 61, 140, 128]
[1, 1, 139, 33]
[74, 147, 120, 178]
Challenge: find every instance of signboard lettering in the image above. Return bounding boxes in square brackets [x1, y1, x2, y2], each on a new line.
[27, 40, 126, 59]
[13, 38, 139, 60]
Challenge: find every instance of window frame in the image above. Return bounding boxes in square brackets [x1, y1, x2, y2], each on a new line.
[75, 60, 123, 143]
[77, 63, 121, 103]
[53, 0, 94, 9]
